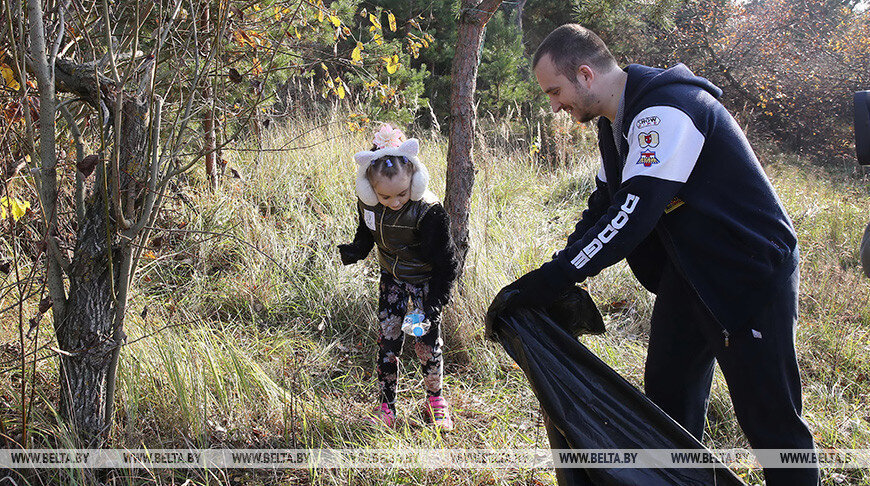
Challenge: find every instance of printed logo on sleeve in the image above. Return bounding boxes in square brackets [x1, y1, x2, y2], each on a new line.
[635, 116, 661, 129]
[364, 210, 376, 230]
[570, 194, 640, 270]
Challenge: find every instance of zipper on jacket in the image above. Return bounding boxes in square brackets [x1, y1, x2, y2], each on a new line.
[378, 209, 387, 249]
[657, 228, 731, 348]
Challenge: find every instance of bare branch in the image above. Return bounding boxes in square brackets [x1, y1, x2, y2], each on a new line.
[27, 0, 68, 321]
[59, 103, 86, 228]
[49, 0, 71, 79]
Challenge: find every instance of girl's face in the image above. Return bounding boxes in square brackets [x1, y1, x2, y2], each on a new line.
[371, 172, 412, 210]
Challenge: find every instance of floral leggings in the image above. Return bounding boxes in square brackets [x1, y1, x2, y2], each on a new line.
[376, 271, 443, 410]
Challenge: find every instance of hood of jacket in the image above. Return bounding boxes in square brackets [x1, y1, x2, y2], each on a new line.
[623, 63, 722, 112]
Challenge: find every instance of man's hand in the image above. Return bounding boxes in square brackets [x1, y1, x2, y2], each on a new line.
[337, 243, 363, 265]
[484, 265, 570, 341]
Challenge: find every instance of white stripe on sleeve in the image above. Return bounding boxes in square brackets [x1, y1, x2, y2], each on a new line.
[622, 106, 705, 184]
[597, 157, 607, 184]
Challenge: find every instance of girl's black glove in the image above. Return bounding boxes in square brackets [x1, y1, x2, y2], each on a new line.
[337, 243, 364, 265]
[423, 280, 451, 315]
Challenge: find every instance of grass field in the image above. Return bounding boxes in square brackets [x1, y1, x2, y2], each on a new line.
[1, 116, 868, 485]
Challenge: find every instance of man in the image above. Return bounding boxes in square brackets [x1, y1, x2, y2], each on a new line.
[487, 24, 819, 485]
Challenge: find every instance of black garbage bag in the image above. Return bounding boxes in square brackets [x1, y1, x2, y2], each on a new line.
[493, 286, 747, 486]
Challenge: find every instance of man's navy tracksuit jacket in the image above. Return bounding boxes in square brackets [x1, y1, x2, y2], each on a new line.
[535, 64, 819, 484]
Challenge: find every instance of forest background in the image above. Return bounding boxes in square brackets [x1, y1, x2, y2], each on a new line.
[0, 0, 869, 485]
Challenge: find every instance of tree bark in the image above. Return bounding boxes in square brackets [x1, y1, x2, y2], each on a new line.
[514, 0, 526, 33]
[40, 55, 149, 444]
[60, 95, 148, 444]
[203, 91, 217, 189]
[201, 2, 218, 190]
[444, 0, 503, 272]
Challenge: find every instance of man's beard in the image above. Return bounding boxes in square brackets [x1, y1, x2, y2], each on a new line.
[570, 82, 597, 123]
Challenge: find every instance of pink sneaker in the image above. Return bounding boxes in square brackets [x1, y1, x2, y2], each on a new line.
[368, 403, 396, 427]
[423, 396, 454, 432]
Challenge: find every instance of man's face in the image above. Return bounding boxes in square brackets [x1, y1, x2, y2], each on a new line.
[534, 54, 597, 123]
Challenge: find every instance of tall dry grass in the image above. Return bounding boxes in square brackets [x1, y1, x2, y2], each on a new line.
[0, 115, 867, 485]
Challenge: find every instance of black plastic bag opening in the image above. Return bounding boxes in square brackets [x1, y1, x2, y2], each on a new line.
[493, 286, 747, 485]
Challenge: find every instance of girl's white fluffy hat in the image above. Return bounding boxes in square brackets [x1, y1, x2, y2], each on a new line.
[353, 125, 430, 206]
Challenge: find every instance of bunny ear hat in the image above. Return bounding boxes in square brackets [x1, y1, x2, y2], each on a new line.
[354, 137, 430, 207]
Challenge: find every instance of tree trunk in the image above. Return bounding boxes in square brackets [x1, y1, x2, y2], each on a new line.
[59, 95, 149, 445]
[203, 87, 217, 189]
[444, 0, 503, 272]
[514, 0, 526, 32]
[59, 191, 123, 444]
[201, 2, 218, 189]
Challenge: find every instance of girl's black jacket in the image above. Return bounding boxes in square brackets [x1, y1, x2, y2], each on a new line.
[339, 201, 459, 311]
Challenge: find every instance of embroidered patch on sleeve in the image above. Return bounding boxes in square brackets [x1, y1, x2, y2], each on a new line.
[635, 115, 660, 129]
[638, 131, 659, 148]
[638, 151, 660, 167]
[622, 106, 705, 184]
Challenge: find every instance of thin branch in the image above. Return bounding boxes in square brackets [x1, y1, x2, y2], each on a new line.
[27, 0, 68, 321]
[58, 104, 86, 228]
[101, 0, 122, 85]
[49, 0, 70, 81]
[164, 0, 229, 175]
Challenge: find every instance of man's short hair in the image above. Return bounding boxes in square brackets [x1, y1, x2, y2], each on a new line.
[533, 24, 617, 80]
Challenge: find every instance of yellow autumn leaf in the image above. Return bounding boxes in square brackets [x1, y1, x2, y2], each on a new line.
[253, 3, 261, 11]
[369, 13, 381, 30]
[384, 54, 400, 74]
[274, 6, 281, 20]
[0, 196, 30, 221]
[294, 27, 301, 39]
[373, 33, 383, 45]
[233, 30, 249, 46]
[351, 43, 363, 62]
[329, 15, 341, 27]
[252, 58, 263, 76]
[0, 63, 20, 91]
[10, 200, 25, 221]
[336, 82, 345, 99]
[387, 12, 396, 32]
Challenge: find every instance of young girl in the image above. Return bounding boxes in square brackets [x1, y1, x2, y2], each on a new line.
[338, 124, 459, 431]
